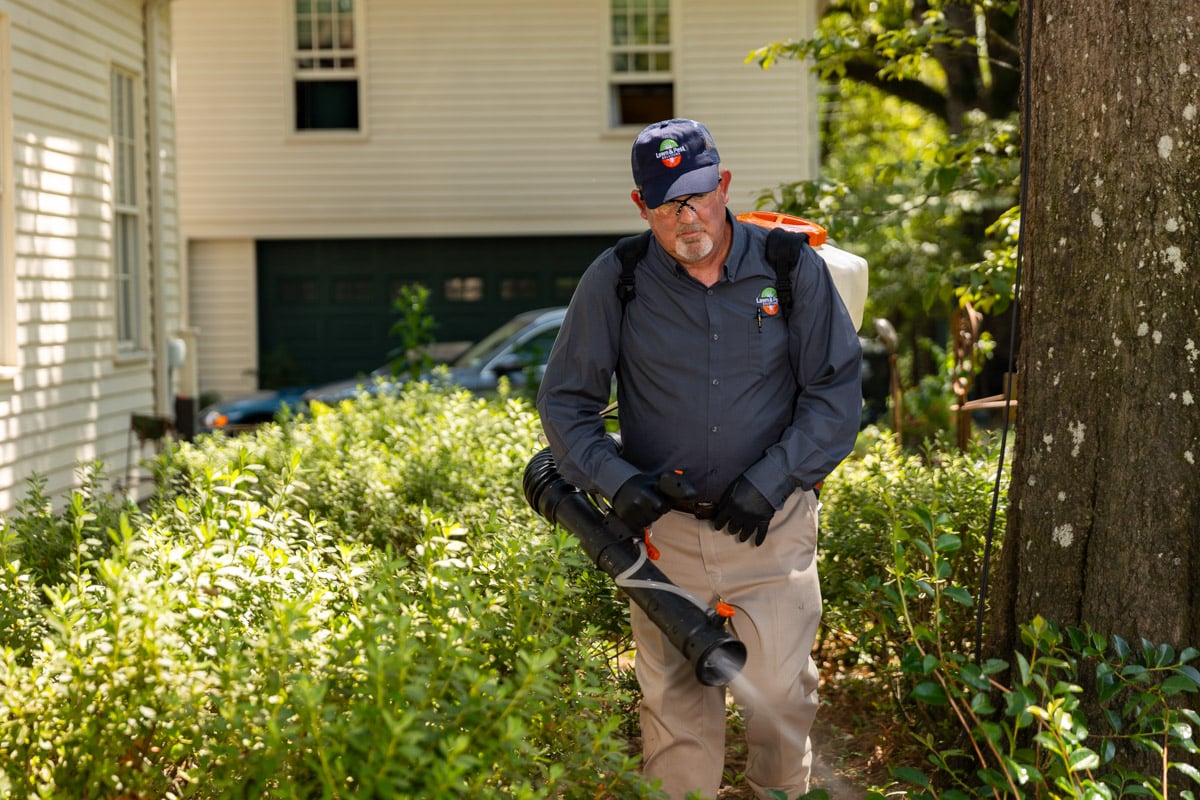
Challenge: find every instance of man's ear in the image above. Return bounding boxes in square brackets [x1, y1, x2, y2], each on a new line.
[631, 189, 650, 221]
[718, 170, 732, 202]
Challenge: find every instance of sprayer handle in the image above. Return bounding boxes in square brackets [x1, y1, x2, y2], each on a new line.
[656, 470, 699, 504]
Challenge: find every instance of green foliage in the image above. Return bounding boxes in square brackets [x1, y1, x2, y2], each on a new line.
[758, 84, 1020, 331]
[819, 431, 1199, 800]
[746, 0, 1022, 393]
[0, 387, 656, 799]
[0, 464, 126, 590]
[388, 282, 436, 382]
[5, 373, 1191, 798]
[894, 619, 1200, 799]
[819, 429, 1006, 685]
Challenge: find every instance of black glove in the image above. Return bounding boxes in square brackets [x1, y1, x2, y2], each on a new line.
[712, 476, 776, 546]
[611, 473, 671, 531]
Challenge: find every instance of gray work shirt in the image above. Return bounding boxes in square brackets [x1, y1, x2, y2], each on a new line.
[536, 213, 863, 508]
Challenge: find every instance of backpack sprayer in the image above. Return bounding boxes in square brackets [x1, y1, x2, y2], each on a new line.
[522, 447, 747, 687]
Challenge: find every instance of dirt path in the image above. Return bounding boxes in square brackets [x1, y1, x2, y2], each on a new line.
[713, 711, 877, 799]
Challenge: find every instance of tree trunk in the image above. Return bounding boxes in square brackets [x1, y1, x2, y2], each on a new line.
[989, 1, 1200, 660]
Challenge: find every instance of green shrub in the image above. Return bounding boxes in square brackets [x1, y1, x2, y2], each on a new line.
[819, 428, 1007, 677]
[0, 386, 655, 799]
[892, 618, 1200, 799]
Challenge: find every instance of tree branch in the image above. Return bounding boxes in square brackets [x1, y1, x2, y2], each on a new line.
[840, 59, 950, 122]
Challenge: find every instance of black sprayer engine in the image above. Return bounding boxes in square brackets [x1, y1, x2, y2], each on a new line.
[522, 447, 747, 686]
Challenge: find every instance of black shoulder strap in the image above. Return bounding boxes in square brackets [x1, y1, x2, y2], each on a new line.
[764, 227, 809, 318]
[614, 230, 653, 307]
[614, 226, 807, 316]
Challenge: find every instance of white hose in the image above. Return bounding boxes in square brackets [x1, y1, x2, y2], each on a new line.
[613, 537, 712, 610]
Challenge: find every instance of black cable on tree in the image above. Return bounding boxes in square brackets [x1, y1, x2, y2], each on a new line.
[973, 0, 1034, 667]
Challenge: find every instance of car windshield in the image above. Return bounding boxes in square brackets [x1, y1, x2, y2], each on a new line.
[451, 315, 534, 369]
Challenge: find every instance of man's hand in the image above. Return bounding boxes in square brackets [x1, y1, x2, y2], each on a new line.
[712, 476, 775, 546]
[611, 473, 671, 530]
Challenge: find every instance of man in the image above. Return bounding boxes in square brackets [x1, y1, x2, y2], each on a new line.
[536, 118, 862, 800]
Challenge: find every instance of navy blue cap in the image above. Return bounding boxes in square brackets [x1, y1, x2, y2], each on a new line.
[631, 118, 721, 208]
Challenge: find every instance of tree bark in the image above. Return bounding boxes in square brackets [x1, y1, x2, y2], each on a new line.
[989, 1, 1200, 660]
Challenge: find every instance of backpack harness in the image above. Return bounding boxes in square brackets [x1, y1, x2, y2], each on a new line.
[613, 227, 810, 319]
[610, 226, 824, 496]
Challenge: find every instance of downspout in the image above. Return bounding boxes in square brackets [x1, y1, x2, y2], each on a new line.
[144, 0, 171, 417]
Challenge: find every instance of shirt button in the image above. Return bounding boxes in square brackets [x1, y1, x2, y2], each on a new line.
[711, 426, 719, 433]
[712, 334, 719, 341]
[712, 379, 719, 386]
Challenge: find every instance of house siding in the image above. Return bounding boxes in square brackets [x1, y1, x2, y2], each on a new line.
[0, 0, 180, 512]
[188, 238, 258, 399]
[173, 0, 818, 400]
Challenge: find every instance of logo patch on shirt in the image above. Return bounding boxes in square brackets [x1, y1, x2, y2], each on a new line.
[757, 287, 781, 317]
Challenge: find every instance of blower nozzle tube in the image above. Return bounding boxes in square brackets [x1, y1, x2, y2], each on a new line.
[523, 447, 747, 687]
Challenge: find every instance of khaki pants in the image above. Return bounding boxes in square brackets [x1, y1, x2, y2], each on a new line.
[630, 491, 822, 800]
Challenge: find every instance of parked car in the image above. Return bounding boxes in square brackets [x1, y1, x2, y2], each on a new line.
[197, 385, 311, 435]
[199, 305, 890, 435]
[301, 306, 568, 405]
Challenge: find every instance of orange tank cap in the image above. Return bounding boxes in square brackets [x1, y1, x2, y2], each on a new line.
[736, 211, 828, 248]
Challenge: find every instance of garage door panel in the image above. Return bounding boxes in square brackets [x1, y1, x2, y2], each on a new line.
[256, 235, 616, 388]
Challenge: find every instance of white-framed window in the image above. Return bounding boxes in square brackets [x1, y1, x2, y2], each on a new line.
[609, 0, 674, 128]
[0, 14, 14, 376]
[111, 67, 144, 351]
[292, 0, 362, 132]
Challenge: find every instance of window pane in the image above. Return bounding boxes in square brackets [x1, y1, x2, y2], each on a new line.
[445, 277, 483, 302]
[296, 0, 311, 13]
[334, 279, 372, 303]
[653, 13, 670, 44]
[500, 277, 538, 301]
[295, 79, 360, 130]
[653, 53, 671, 71]
[279, 279, 318, 303]
[388, 279, 424, 302]
[297, 19, 313, 49]
[339, 18, 354, 48]
[616, 82, 673, 126]
[115, 213, 139, 343]
[612, 13, 627, 44]
[633, 14, 648, 43]
[613, 53, 629, 72]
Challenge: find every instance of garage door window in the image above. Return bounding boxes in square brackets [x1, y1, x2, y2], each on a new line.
[444, 276, 483, 302]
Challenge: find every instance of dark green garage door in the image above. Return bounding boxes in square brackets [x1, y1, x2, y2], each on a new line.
[256, 234, 620, 388]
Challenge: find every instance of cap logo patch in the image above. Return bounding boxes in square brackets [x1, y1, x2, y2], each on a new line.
[657, 138, 686, 168]
[757, 287, 781, 317]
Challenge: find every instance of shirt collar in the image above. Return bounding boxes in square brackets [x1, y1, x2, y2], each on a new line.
[723, 209, 752, 281]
